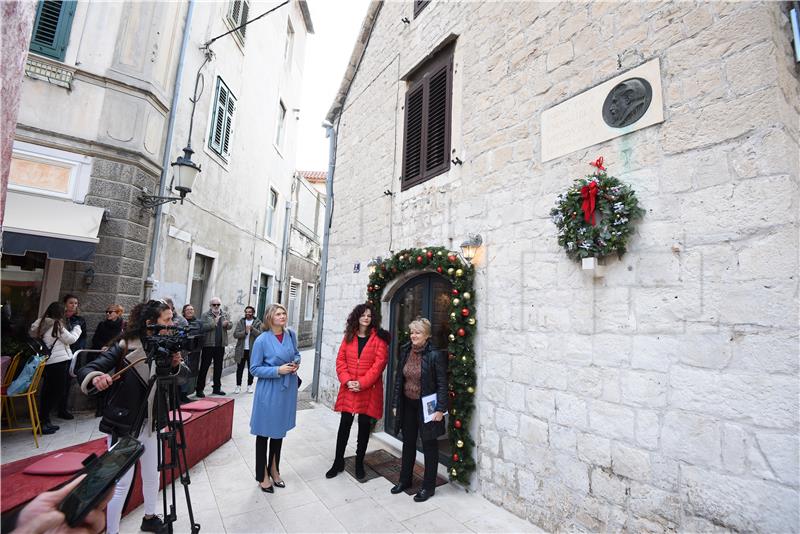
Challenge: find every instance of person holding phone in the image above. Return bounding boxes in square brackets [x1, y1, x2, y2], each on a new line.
[390, 317, 448, 502]
[325, 303, 389, 480]
[249, 303, 300, 493]
[76, 300, 189, 534]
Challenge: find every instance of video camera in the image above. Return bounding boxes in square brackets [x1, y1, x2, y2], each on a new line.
[142, 323, 203, 373]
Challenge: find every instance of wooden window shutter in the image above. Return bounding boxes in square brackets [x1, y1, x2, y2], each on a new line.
[401, 46, 453, 190]
[222, 94, 236, 156]
[239, 0, 249, 39]
[30, 0, 77, 61]
[209, 78, 236, 159]
[403, 84, 424, 185]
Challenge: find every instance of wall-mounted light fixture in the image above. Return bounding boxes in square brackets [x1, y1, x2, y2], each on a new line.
[367, 256, 383, 274]
[83, 267, 95, 286]
[460, 234, 483, 265]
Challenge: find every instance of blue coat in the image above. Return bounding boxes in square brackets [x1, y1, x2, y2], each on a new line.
[249, 330, 300, 438]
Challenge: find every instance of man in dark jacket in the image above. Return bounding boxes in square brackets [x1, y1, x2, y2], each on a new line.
[196, 297, 231, 397]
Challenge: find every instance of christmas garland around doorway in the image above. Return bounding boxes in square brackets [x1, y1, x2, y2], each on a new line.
[366, 246, 476, 485]
[550, 157, 644, 261]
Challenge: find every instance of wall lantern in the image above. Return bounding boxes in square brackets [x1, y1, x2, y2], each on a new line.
[367, 256, 383, 274]
[83, 267, 96, 286]
[460, 234, 483, 264]
[139, 144, 201, 209]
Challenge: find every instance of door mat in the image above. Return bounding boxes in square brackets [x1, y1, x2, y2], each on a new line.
[344, 448, 447, 494]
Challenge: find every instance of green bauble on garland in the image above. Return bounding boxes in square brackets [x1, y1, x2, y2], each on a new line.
[366, 246, 477, 485]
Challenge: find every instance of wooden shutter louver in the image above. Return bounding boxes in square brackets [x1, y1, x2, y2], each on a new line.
[414, 0, 431, 18]
[223, 96, 235, 155]
[403, 85, 424, 184]
[401, 47, 453, 190]
[209, 78, 236, 160]
[30, 0, 76, 61]
[239, 0, 249, 39]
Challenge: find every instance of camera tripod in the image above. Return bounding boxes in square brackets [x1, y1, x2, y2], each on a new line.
[140, 366, 201, 534]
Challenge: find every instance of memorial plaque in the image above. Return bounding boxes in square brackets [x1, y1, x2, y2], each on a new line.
[541, 59, 664, 162]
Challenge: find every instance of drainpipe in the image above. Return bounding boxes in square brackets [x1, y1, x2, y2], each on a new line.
[144, 0, 195, 300]
[311, 119, 336, 400]
[277, 179, 295, 303]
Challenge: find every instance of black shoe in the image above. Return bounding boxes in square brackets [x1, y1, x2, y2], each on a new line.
[41, 423, 59, 435]
[195, 390, 206, 398]
[212, 390, 226, 396]
[260, 484, 274, 493]
[57, 411, 74, 420]
[179, 394, 192, 404]
[140, 514, 165, 532]
[390, 482, 409, 494]
[413, 488, 434, 502]
[355, 458, 366, 480]
[325, 461, 344, 479]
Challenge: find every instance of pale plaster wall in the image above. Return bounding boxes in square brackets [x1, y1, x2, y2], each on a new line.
[320, 2, 799, 532]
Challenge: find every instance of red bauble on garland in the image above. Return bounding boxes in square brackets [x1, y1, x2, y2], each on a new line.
[416, 255, 423, 264]
[447, 254, 457, 263]
[457, 328, 466, 337]
[452, 289, 459, 296]
[448, 390, 456, 398]
[454, 419, 462, 429]
[461, 308, 470, 317]
[452, 453, 460, 462]
[426, 250, 433, 259]
[436, 266, 443, 273]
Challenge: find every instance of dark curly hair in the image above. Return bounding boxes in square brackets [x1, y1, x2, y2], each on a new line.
[120, 300, 171, 342]
[344, 303, 389, 343]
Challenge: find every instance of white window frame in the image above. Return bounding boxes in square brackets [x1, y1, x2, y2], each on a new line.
[274, 100, 286, 149]
[304, 283, 315, 321]
[287, 278, 302, 331]
[226, 0, 250, 46]
[186, 245, 219, 309]
[284, 20, 294, 66]
[265, 187, 279, 240]
[208, 77, 237, 160]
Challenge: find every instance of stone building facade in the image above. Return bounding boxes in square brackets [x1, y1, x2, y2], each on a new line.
[317, 1, 799, 532]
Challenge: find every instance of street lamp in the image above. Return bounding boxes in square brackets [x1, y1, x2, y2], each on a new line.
[367, 256, 383, 274]
[460, 234, 483, 265]
[139, 145, 201, 209]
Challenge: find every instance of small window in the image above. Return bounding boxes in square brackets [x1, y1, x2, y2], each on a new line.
[284, 21, 295, 65]
[401, 45, 454, 190]
[208, 77, 237, 160]
[265, 188, 278, 239]
[413, 0, 431, 18]
[275, 100, 287, 148]
[190, 254, 213, 313]
[30, 0, 77, 61]
[304, 283, 315, 321]
[287, 281, 301, 330]
[227, 0, 250, 45]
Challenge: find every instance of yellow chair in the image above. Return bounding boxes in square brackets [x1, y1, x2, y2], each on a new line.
[1, 357, 48, 447]
[1, 352, 22, 426]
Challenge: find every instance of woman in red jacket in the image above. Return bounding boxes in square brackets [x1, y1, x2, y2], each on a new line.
[325, 303, 390, 480]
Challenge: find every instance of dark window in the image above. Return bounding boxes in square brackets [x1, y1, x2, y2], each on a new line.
[30, 0, 77, 61]
[402, 46, 453, 190]
[414, 0, 430, 18]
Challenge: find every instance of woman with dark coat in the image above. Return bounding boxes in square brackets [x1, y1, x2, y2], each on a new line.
[390, 317, 448, 502]
[77, 300, 189, 534]
[325, 303, 389, 480]
[91, 304, 124, 350]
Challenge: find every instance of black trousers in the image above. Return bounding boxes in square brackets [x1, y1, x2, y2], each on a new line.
[197, 346, 224, 393]
[399, 395, 439, 491]
[40, 360, 70, 423]
[333, 412, 373, 464]
[236, 350, 253, 386]
[255, 436, 283, 483]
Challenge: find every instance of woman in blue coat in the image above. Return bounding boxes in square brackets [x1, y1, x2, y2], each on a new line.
[250, 303, 300, 493]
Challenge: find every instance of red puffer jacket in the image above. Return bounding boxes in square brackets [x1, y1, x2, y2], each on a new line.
[333, 329, 389, 419]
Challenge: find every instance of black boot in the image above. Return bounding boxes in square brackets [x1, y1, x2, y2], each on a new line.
[325, 459, 344, 479]
[354, 414, 371, 480]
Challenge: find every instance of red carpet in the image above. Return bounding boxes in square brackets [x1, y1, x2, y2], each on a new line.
[1, 397, 233, 517]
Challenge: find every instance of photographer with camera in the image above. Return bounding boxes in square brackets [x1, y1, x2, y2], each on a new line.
[76, 300, 189, 534]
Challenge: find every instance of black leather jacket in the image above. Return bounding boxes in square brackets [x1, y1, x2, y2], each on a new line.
[392, 340, 448, 440]
[77, 339, 188, 438]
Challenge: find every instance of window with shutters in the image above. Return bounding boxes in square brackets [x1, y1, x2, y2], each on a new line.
[208, 77, 237, 160]
[29, 0, 77, 61]
[265, 188, 278, 239]
[304, 283, 315, 321]
[287, 280, 301, 331]
[401, 46, 453, 191]
[414, 1, 431, 18]
[284, 21, 295, 66]
[226, 0, 250, 46]
[275, 100, 287, 149]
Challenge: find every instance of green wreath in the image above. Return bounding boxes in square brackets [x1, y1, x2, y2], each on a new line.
[550, 157, 645, 261]
[366, 246, 476, 485]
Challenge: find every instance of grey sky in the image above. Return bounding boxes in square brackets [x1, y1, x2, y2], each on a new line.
[296, 0, 370, 171]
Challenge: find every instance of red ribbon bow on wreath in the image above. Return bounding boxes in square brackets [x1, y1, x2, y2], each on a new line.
[589, 156, 606, 172]
[581, 181, 598, 226]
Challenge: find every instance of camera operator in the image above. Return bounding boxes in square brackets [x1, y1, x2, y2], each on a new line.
[76, 300, 189, 534]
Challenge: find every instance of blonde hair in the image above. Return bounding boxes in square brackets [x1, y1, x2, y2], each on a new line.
[263, 303, 288, 330]
[108, 304, 124, 314]
[408, 317, 431, 337]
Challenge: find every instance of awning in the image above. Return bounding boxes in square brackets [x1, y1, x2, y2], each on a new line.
[1, 191, 105, 262]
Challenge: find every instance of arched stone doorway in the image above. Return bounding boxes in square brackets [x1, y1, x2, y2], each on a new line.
[382, 272, 452, 465]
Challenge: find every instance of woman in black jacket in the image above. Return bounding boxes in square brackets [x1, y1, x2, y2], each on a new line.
[77, 300, 189, 534]
[390, 317, 448, 502]
[91, 303, 125, 350]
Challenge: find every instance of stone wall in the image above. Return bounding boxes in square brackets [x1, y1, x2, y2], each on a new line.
[59, 158, 156, 335]
[320, 1, 799, 532]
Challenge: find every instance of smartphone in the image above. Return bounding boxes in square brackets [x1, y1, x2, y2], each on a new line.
[58, 436, 144, 527]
